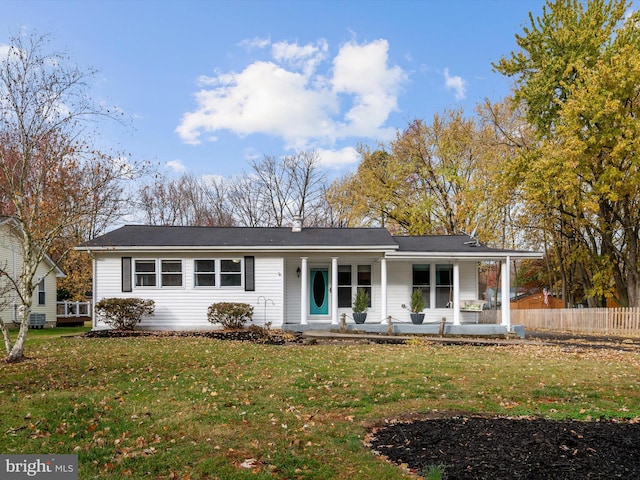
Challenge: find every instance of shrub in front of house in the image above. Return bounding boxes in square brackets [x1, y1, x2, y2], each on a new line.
[207, 302, 254, 330]
[95, 298, 155, 330]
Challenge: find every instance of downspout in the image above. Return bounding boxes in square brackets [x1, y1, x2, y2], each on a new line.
[84, 249, 96, 330]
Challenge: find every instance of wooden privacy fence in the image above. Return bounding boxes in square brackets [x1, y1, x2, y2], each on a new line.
[510, 308, 640, 336]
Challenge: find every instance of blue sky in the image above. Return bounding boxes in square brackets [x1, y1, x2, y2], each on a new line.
[2, 0, 545, 180]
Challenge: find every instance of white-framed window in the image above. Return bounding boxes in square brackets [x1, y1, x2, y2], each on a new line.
[337, 264, 372, 308]
[337, 265, 352, 308]
[357, 265, 372, 308]
[194, 259, 216, 287]
[435, 264, 453, 308]
[133, 259, 184, 288]
[412, 264, 431, 308]
[135, 260, 157, 287]
[161, 260, 183, 287]
[193, 258, 243, 288]
[37, 277, 45, 305]
[412, 263, 454, 309]
[220, 259, 242, 287]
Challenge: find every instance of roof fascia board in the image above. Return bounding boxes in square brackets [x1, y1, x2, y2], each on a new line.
[77, 245, 399, 253]
[386, 251, 543, 260]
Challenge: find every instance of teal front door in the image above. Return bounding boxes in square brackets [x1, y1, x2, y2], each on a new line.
[309, 268, 329, 315]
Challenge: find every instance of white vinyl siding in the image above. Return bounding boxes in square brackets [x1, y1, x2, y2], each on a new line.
[92, 249, 481, 329]
[94, 253, 283, 330]
[0, 223, 59, 326]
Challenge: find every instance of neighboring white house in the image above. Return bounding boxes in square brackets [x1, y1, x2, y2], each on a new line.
[78, 223, 543, 336]
[0, 217, 65, 328]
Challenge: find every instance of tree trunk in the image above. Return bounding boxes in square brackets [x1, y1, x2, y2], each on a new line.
[0, 317, 13, 356]
[6, 297, 31, 363]
[627, 270, 640, 308]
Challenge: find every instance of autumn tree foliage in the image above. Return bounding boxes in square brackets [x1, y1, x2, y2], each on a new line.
[327, 109, 518, 244]
[0, 33, 141, 361]
[495, 0, 640, 307]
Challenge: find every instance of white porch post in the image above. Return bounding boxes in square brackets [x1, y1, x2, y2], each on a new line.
[331, 257, 339, 325]
[380, 257, 387, 322]
[501, 256, 511, 329]
[300, 257, 308, 325]
[452, 261, 460, 325]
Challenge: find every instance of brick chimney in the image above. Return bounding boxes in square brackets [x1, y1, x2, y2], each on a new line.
[292, 215, 302, 232]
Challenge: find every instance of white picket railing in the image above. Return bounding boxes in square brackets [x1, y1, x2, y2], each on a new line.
[502, 308, 640, 336]
[56, 301, 91, 318]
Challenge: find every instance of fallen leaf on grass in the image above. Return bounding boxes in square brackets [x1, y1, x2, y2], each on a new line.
[240, 458, 259, 469]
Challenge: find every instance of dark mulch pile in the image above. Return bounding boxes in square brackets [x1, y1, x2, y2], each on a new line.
[368, 332, 640, 479]
[83, 328, 304, 345]
[368, 413, 640, 479]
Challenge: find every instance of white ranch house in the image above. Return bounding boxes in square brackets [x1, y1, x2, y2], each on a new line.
[78, 223, 542, 337]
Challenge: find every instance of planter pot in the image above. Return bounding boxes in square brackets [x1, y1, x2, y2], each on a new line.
[353, 312, 367, 324]
[410, 313, 425, 325]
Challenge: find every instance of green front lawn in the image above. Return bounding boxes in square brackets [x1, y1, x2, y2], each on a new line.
[1, 334, 639, 479]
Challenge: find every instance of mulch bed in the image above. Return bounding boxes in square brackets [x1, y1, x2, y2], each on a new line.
[367, 412, 640, 479]
[83, 328, 305, 345]
[368, 332, 640, 479]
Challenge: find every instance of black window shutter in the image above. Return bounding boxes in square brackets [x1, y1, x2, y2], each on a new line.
[122, 257, 132, 292]
[244, 256, 255, 291]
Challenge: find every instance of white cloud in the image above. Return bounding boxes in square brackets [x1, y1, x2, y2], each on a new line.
[166, 160, 186, 173]
[444, 68, 466, 100]
[176, 38, 406, 153]
[238, 36, 271, 50]
[176, 60, 336, 148]
[272, 39, 328, 76]
[332, 39, 406, 138]
[317, 146, 360, 169]
[201, 174, 225, 186]
[0, 44, 10, 59]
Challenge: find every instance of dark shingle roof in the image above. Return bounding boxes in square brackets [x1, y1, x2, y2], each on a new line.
[393, 235, 493, 253]
[79, 225, 541, 257]
[392, 235, 540, 256]
[80, 225, 397, 249]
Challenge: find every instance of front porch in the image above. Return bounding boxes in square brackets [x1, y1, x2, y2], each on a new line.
[288, 253, 520, 336]
[282, 320, 526, 339]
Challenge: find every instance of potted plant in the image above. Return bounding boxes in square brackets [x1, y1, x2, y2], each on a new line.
[352, 288, 370, 324]
[410, 289, 426, 324]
